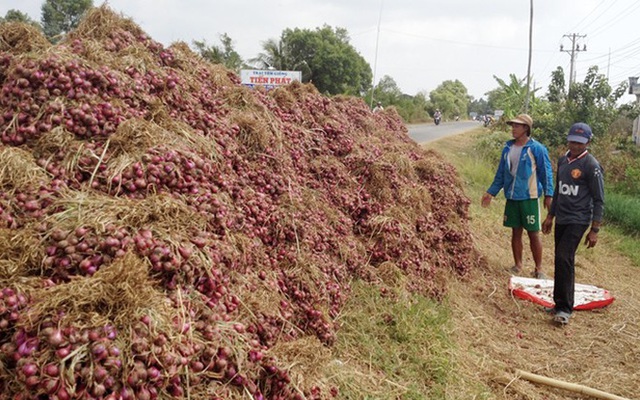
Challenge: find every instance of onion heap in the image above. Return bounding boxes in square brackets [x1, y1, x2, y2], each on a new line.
[0, 5, 479, 400]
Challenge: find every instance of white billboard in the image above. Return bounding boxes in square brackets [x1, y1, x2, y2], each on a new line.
[240, 69, 302, 89]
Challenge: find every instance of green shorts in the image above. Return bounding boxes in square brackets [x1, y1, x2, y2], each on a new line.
[503, 199, 541, 231]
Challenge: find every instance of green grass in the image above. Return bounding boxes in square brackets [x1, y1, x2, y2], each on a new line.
[602, 224, 640, 266]
[604, 190, 640, 234]
[332, 282, 457, 399]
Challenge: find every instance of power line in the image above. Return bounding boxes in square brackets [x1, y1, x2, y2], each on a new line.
[381, 28, 528, 51]
[579, 37, 640, 64]
[588, 1, 640, 38]
[566, 0, 610, 33]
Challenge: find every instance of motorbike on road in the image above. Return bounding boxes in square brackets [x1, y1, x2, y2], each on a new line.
[433, 110, 442, 126]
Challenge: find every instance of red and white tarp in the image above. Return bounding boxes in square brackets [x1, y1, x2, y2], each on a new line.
[509, 276, 615, 310]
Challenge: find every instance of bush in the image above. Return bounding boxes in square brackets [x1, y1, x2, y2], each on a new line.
[473, 130, 510, 165]
[593, 133, 640, 196]
[605, 191, 640, 235]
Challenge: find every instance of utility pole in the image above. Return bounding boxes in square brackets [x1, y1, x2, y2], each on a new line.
[560, 33, 587, 88]
[524, 0, 533, 113]
[629, 77, 640, 146]
[370, 0, 383, 109]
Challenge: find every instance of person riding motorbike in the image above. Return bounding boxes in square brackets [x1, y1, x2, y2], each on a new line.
[434, 109, 442, 125]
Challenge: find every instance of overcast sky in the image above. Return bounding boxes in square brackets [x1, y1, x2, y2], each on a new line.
[3, 0, 640, 102]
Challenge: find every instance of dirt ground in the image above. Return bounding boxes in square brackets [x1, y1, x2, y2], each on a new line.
[436, 138, 639, 400]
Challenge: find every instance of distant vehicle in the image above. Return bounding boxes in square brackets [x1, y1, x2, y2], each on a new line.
[434, 110, 442, 126]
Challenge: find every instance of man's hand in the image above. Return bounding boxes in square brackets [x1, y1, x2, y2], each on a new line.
[481, 192, 493, 208]
[584, 230, 598, 248]
[541, 215, 554, 234]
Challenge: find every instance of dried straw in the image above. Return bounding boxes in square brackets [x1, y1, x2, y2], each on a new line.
[0, 146, 50, 191]
[0, 227, 44, 282]
[33, 126, 76, 157]
[109, 117, 219, 161]
[267, 336, 334, 395]
[235, 271, 285, 318]
[68, 5, 146, 43]
[229, 111, 272, 153]
[0, 22, 50, 53]
[23, 251, 169, 329]
[44, 190, 205, 236]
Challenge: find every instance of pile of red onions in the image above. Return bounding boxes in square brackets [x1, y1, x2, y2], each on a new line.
[0, 5, 478, 399]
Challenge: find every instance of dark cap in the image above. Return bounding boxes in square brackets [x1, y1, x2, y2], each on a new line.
[567, 123, 593, 144]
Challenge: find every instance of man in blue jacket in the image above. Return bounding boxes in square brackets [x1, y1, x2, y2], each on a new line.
[481, 114, 554, 279]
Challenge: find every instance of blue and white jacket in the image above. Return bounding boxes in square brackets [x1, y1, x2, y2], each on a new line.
[487, 138, 554, 200]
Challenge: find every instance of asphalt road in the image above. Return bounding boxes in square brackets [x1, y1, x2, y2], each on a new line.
[407, 120, 481, 144]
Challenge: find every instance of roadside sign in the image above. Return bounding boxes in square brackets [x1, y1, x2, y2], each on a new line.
[240, 69, 301, 89]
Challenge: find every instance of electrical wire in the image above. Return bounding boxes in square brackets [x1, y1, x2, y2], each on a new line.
[566, 0, 610, 33]
[588, 1, 640, 38]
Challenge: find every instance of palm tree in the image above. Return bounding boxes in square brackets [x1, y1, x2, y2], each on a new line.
[249, 38, 287, 70]
[488, 74, 539, 116]
[249, 38, 312, 82]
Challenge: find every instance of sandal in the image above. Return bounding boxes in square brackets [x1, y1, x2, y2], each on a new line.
[553, 311, 571, 326]
[509, 265, 522, 275]
[533, 271, 549, 280]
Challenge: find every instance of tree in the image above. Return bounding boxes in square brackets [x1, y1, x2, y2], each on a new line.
[251, 38, 286, 70]
[546, 67, 566, 104]
[486, 73, 541, 118]
[41, 0, 93, 41]
[372, 75, 402, 105]
[406, 91, 430, 122]
[193, 33, 243, 72]
[469, 97, 489, 116]
[429, 80, 471, 119]
[250, 37, 313, 82]
[566, 66, 626, 137]
[535, 66, 626, 147]
[253, 25, 372, 96]
[1, 9, 41, 27]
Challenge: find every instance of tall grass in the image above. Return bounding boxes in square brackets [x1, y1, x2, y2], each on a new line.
[332, 281, 455, 399]
[604, 190, 640, 234]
